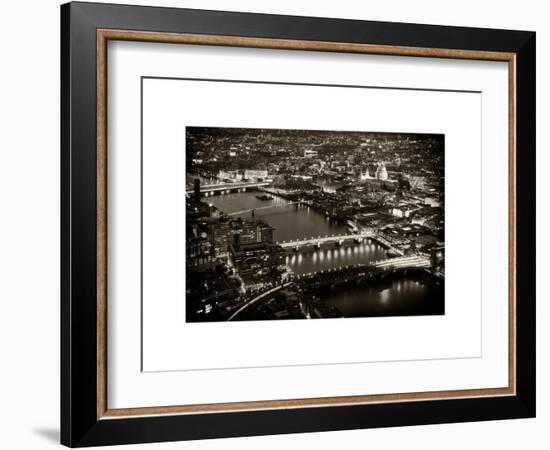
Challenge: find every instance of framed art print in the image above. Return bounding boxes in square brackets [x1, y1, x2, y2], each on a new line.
[61, 2, 536, 447]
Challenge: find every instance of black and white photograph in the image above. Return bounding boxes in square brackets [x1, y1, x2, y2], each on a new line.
[0, 0, 542, 448]
[186, 127, 445, 322]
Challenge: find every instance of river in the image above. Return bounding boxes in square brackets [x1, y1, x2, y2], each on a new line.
[206, 191, 444, 317]
[206, 191, 348, 242]
[317, 273, 444, 317]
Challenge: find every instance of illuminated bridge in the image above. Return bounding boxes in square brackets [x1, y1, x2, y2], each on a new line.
[279, 232, 406, 257]
[294, 255, 432, 283]
[372, 254, 431, 269]
[186, 181, 271, 195]
[226, 202, 303, 216]
[279, 231, 375, 249]
[228, 255, 432, 320]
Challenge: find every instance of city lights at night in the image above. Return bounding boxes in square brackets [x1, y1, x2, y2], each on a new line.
[186, 127, 445, 322]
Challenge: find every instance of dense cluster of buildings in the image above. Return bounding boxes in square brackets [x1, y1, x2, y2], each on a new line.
[186, 187, 291, 320]
[186, 127, 445, 322]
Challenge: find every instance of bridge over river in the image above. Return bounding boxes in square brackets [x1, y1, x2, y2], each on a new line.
[228, 254, 432, 321]
[226, 201, 303, 216]
[186, 181, 271, 196]
[279, 231, 405, 256]
[294, 254, 431, 278]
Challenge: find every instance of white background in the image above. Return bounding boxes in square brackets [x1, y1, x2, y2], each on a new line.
[0, 0, 546, 449]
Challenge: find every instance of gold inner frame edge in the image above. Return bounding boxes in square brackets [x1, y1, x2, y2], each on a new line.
[96, 29, 517, 420]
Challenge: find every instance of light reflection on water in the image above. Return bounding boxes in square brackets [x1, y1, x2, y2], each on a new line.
[321, 276, 443, 318]
[204, 191, 444, 317]
[286, 242, 386, 275]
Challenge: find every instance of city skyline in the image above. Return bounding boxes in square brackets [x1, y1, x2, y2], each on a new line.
[186, 126, 445, 322]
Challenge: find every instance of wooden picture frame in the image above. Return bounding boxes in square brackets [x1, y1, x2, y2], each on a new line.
[61, 2, 535, 447]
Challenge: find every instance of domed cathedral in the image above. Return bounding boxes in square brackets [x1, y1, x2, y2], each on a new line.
[359, 162, 389, 182]
[359, 167, 371, 181]
[375, 162, 388, 181]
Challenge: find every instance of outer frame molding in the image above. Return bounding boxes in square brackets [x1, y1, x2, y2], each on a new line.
[95, 28, 517, 419]
[61, 2, 535, 447]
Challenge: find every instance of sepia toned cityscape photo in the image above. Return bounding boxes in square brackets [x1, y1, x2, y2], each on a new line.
[186, 127, 445, 322]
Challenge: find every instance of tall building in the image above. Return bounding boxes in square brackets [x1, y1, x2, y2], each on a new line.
[258, 223, 274, 243]
[226, 219, 275, 252]
[210, 220, 234, 256]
